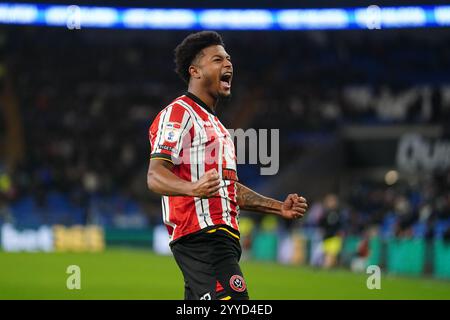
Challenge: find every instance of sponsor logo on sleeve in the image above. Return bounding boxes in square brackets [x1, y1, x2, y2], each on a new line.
[163, 122, 182, 143]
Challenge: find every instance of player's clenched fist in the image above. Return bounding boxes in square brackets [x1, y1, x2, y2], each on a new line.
[280, 193, 308, 220]
[189, 169, 221, 198]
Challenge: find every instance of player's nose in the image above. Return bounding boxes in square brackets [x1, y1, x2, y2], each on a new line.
[223, 59, 233, 69]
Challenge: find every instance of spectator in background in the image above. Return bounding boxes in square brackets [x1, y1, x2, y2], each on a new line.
[319, 193, 344, 269]
[3, 26, 450, 238]
[349, 227, 375, 272]
[0, 164, 14, 224]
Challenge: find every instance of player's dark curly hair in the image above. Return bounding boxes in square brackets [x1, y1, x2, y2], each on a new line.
[174, 31, 225, 84]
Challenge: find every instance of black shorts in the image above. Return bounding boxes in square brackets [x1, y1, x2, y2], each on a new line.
[170, 225, 249, 300]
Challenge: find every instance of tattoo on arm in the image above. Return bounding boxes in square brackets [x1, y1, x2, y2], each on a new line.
[236, 182, 282, 215]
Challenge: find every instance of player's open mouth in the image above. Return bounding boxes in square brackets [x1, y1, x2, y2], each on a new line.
[220, 72, 232, 90]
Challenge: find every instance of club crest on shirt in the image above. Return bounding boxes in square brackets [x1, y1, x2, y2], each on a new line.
[229, 275, 246, 292]
[163, 122, 181, 142]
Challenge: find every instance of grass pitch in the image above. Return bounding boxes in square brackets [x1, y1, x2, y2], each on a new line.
[0, 248, 449, 300]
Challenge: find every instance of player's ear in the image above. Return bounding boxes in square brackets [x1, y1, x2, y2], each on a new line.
[189, 65, 201, 79]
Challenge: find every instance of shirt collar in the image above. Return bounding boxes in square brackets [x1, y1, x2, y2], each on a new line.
[185, 91, 216, 116]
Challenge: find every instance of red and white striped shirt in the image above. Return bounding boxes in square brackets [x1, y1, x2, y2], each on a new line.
[149, 92, 240, 242]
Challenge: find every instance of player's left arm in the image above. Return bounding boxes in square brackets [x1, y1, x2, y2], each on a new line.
[236, 182, 307, 220]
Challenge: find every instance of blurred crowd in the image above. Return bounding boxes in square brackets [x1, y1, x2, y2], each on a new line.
[0, 27, 449, 239]
[302, 173, 450, 240]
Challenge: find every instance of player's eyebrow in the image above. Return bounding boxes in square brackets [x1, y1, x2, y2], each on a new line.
[211, 54, 231, 60]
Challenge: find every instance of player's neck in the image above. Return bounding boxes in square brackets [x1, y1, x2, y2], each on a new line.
[187, 87, 217, 113]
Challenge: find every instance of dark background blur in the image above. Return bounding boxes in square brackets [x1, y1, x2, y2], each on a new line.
[1, 1, 450, 273]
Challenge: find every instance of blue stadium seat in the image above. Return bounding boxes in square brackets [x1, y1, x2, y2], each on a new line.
[435, 220, 450, 239]
[11, 196, 35, 217]
[412, 222, 427, 238]
[381, 213, 397, 239]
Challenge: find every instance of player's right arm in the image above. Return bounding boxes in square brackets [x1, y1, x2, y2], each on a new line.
[146, 103, 220, 198]
[147, 160, 220, 197]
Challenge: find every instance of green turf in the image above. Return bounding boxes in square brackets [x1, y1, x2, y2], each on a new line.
[0, 248, 449, 299]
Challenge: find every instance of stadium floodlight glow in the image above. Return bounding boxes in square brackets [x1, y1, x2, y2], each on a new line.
[45, 6, 71, 26]
[435, 6, 450, 26]
[0, 3, 37, 24]
[379, 7, 427, 27]
[199, 9, 273, 30]
[277, 9, 349, 29]
[123, 9, 196, 29]
[0, 2, 449, 30]
[354, 6, 429, 29]
[78, 7, 118, 27]
[46, 5, 118, 27]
